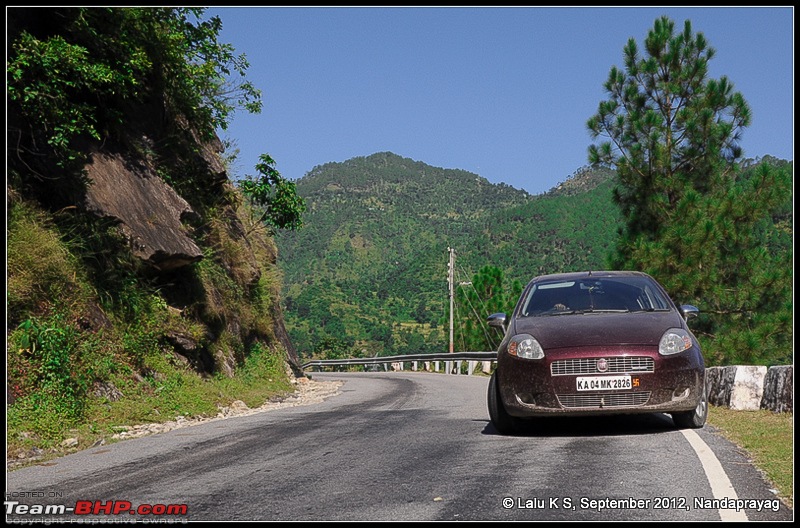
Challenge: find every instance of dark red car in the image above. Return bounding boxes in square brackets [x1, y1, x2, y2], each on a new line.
[487, 270, 707, 434]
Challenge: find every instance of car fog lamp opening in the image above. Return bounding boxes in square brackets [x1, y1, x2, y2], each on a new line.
[509, 334, 544, 360]
[672, 387, 691, 401]
[659, 328, 693, 356]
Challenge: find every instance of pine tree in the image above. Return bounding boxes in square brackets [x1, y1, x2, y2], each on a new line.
[454, 265, 522, 353]
[587, 16, 792, 365]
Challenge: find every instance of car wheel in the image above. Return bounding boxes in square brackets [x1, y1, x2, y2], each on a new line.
[672, 379, 708, 429]
[488, 371, 522, 435]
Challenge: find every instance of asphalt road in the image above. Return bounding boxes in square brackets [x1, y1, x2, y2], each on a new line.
[5, 371, 793, 521]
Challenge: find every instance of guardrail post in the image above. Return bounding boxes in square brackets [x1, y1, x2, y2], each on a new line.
[482, 361, 492, 374]
[412, 361, 418, 371]
[468, 360, 476, 376]
[456, 360, 463, 375]
[445, 360, 452, 375]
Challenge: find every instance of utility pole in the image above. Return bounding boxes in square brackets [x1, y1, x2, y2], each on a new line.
[448, 247, 455, 355]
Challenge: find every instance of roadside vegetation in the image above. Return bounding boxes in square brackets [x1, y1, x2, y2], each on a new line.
[6, 196, 294, 462]
[708, 406, 793, 509]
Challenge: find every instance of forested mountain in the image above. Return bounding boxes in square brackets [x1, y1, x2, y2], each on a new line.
[275, 152, 621, 358]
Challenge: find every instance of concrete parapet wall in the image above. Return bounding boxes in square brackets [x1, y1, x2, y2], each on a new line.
[759, 365, 793, 413]
[706, 366, 737, 407]
[707, 365, 792, 413]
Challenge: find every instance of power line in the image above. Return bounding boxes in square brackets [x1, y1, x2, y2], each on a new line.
[447, 252, 500, 352]
[455, 261, 498, 350]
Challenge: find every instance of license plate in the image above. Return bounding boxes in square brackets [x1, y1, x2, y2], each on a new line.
[576, 375, 632, 391]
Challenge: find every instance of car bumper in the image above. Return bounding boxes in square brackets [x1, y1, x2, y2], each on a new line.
[497, 346, 705, 418]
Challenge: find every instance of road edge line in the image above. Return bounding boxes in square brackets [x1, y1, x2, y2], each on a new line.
[680, 428, 748, 522]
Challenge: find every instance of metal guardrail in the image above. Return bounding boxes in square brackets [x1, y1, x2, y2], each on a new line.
[301, 351, 497, 370]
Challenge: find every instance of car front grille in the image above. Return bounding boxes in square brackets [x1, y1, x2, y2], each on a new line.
[556, 392, 651, 408]
[550, 357, 654, 376]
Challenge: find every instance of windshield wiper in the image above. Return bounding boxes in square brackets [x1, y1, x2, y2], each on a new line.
[542, 308, 625, 316]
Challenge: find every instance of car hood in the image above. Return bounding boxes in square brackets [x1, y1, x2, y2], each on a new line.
[511, 311, 683, 349]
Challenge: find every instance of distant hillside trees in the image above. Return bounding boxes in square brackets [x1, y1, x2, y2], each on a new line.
[587, 16, 792, 365]
[276, 153, 618, 360]
[452, 265, 522, 353]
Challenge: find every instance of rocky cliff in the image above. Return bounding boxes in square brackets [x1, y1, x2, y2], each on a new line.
[78, 136, 304, 377]
[8, 104, 304, 387]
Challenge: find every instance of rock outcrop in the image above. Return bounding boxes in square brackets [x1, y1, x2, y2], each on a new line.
[82, 151, 203, 271]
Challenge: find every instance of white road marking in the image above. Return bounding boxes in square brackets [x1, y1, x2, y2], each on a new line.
[681, 429, 748, 522]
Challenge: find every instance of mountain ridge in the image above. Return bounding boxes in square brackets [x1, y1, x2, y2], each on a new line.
[275, 151, 621, 358]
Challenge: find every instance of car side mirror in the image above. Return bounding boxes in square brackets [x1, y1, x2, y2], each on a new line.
[679, 305, 699, 320]
[487, 312, 507, 333]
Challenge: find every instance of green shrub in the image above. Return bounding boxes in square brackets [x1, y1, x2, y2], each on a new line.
[7, 201, 85, 322]
[7, 314, 92, 443]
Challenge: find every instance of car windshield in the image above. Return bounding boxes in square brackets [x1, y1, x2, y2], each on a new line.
[518, 276, 672, 317]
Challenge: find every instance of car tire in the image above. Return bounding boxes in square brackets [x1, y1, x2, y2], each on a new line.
[672, 379, 708, 429]
[488, 371, 522, 435]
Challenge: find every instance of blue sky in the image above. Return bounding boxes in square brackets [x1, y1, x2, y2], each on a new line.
[207, 6, 794, 196]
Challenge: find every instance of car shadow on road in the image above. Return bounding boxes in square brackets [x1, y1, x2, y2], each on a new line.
[479, 412, 678, 437]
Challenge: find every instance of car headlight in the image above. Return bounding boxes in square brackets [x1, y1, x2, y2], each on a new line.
[659, 328, 693, 356]
[507, 334, 545, 360]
